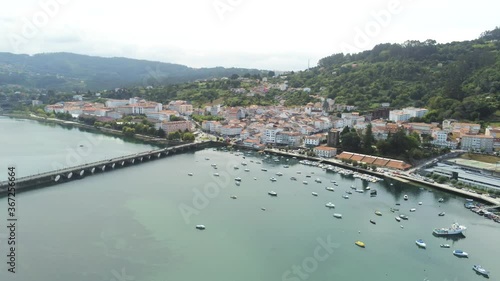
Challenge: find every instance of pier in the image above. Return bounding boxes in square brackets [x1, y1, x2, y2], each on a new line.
[0, 141, 224, 197]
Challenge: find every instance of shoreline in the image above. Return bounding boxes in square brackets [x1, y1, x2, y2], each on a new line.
[0, 113, 188, 147]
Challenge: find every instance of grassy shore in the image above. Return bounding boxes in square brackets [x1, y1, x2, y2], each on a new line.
[460, 153, 500, 164]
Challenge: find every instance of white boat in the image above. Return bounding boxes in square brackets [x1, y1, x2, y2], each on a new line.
[416, 239, 426, 248]
[241, 162, 247, 166]
[195, 225, 206, 230]
[315, 178, 322, 183]
[276, 172, 283, 176]
[365, 186, 371, 190]
[188, 173, 193, 176]
[256, 161, 262, 164]
[213, 173, 219, 176]
[330, 180, 336, 183]
[303, 181, 308, 185]
[440, 244, 450, 248]
[418, 202, 422, 205]
[211, 163, 217, 167]
[234, 166, 239, 170]
[205, 157, 210, 160]
[453, 250, 468, 257]
[268, 191, 277, 196]
[333, 213, 342, 218]
[395, 216, 401, 222]
[399, 214, 409, 220]
[355, 189, 364, 193]
[261, 168, 267, 171]
[342, 195, 349, 199]
[325, 187, 335, 192]
[433, 222, 466, 236]
[404, 195, 408, 200]
[235, 177, 242, 181]
[312, 192, 318, 196]
[438, 212, 445, 216]
[290, 177, 297, 181]
[473, 265, 490, 277]
[244, 168, 250, 172]
[254, 177, 257, 180]
[438, 198, 444, 203]
[410, 208, 416, 212]
[283, 165, 289, 168]
[297, 171, 301, 174]
[230, 195, 237, 199]
[270, 177, 277, 182]
[325, 202, 335, 208]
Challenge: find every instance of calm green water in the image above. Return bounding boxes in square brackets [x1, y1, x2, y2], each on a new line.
[0, 117, 498, 281]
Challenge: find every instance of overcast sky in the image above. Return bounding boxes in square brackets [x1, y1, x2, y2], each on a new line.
[1, 0, 499, 71]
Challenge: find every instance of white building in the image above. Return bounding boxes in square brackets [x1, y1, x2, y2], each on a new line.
[220, 125, 243, 136]
[105, 99, 129, 108]
[460, 135, 494, 152]
[389, 107, 428, 122]
[264, 128, 283, 143]
[313, 146, 337, 158]
[304, 135, 321, 146]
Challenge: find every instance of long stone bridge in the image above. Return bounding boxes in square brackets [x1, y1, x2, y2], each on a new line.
[0, 141, 224, 197]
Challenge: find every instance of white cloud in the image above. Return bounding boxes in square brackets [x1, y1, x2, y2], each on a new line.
[0, 0, 499, 70]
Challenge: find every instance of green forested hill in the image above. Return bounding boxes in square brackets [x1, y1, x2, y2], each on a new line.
[0, 52, 263, 91]
[287, 27, 500, 122]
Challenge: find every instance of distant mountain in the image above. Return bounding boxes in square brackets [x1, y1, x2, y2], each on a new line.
[0, 52, 264, 91]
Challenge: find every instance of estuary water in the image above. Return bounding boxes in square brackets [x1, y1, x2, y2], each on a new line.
[0, 117, 498, 281]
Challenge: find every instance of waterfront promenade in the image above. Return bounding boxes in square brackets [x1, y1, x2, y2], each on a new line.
[262, 148, 500, 206]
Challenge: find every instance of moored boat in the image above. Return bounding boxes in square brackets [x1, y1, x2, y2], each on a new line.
[195, 225, 206, 230]
[312, 192, 318, 196]
[375, 211, 382, 216]
[370, 219, 376, 224]
[355, 241, 365, 248]
[440, 244, 450, 248]
[261, 168, 267, 171]
[410, 208, 416, 212]
[270, 177, 277, 182]
[268, 191, 278, 197]
[333, 213, 342, 218]
[342, 195, 349, 199]
[438, 212, 446, 216]
[438, 198, 444, 203]
[433, 222, 466, 236]
[370, 190, 377, 196]
[404, 195, 409, 200]
[399, 214, 409, 220]
[315, 178, 322, 183]
[453, 250, 468, 257]
[303, 181, 308, 185]
[235, 177, 242, 181]
[325, 202, 335, 208]
[290, 177, 297, 181]
[395, 216, 401, 222]
[416, 239, 426, 248]
[188, 173, 193, 176]
[473, 265, 490, 277]
[325, 187, 335, 192]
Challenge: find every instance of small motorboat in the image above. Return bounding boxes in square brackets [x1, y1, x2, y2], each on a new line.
[235, 177, 242, 181]
[342, 195, 349, 199]
[355, 189, 364, 193]
[241, 162, 247, 166]
[230, 195, 237, 199]
[312, 192, 318, 196]
[375, 211, 382, 216]
[453, 250, 468, 257]
[325, 187, 335, 192]
[325, 202, 335, 208]
[213, 173, 219, 177]
[276, 172, 283, 176]
[350, 185, 356, 190]
[330, 180, 336, 183]
[268, 191, 278, 197]
[404, 195, 409, 200]
[261, 207, 266, 211]
[410, 208, 416, 212]
[395, 216, 401, 222]
[472, 265, 490, 277]
[306, 175, 311, 178]
[205, 157, 209, 160]
[290, 177, 297, 181]
[396, 203, 401, 206]
[244, 168, 250, 172]
[297, 171, 301, 174]
[355, 241, 365, 248]
[370, 190, 377, 196]
[234, 166, 239, 170]
[438, 212, 446, 216]
[370, 220, 376, 225]
[440, 244, 450, 248]
[438, 198, 444, 203]
[283, 165, 289, 168]
[315, 178, 322, 183]
[235, 181, 240, 186]
[333, 213, 342, 219]
[254, 177, 257, 180]
[188, 173, 193, 176]
[195, 225, 206, 230]
[418, 202, 422, 205]
[261, 168, 267, 171]
[399, 215, 409, 220]
[346, 191, 352, 194]
[270, 177, 277, 182]
[303, 181, 308, 185]
[400, 225, 404, 229]
[416, 239, 426, 248]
